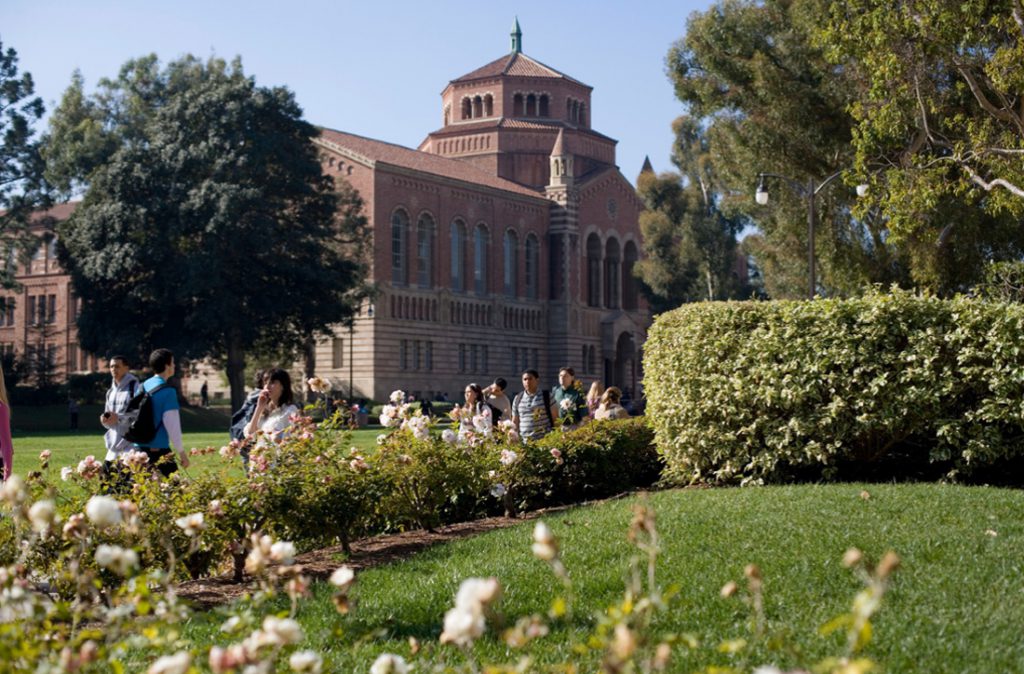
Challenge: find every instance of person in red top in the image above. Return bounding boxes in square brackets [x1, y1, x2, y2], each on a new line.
[0, 367, 12, 481]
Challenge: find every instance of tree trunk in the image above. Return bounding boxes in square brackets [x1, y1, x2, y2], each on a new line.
[226, 335, 247, 412]
[303, 335, 316, 404]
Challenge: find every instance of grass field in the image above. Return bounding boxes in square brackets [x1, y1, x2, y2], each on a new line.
[10, 426, 384, 477]
[176, 483, 1024, 673]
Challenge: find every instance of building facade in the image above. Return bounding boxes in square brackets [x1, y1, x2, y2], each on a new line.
[0, 203, 102, 383]
[310, 25, 651, 401]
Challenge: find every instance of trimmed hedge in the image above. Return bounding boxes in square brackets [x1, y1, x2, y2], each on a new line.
[644, 289, 1024, 484]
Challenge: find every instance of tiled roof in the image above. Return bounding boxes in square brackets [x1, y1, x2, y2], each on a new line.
[30, 203, 78, 222]
[317, 127, 546, 200]
[450, 52, 590, 88]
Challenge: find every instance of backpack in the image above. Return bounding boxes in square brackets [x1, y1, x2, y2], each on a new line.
[487, 402, 503, 422]
[123, 382, 170, 444]
[512, 390, 554, 428]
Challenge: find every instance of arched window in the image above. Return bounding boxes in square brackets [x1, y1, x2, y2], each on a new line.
[473, 224, 489, 295]
[473, 95, 483, 118]
[605, 237, 621, 309]
[461, 98, 472, 120]
[450, 219, 466, 292]
[566, 98, 573, 121]
[513, 93, 523, 117]
[526, 93, 537, 116]
[579, 102, 587, 127]
[503, 229, 518, 298]
[484, 94, 493, 117]
[623, 241, 639, 310]
[539, 94, 549, 117]
[391, 209, 409, 285]
[416, 213, 434, 288]
[586, 233, 602, 307]
[524, 233, 539, 300]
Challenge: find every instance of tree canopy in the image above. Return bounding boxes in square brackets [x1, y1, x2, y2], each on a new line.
[666, 0, 1023, 296]
[667, 0, 906, 298]
[0, 38, 50, 288]
[819, 0, 1024, 291]
[44, 55, 370, 407]
[635, 117, 749, 310]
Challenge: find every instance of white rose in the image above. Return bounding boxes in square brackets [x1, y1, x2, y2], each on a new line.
[370, 653, 409, 674]
[85, 495, 123, 528]
[329, 565, 356, 591]
[146, 651, 191, 674]
[289, 650, 323, 673]
[263, 616, 303, 645]
[28, 499, 56, 533]
[174, 512, 205, 537]
[270, 541, 296, 564]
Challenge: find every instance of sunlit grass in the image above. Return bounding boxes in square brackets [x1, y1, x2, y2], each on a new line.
[176, 483, 1024, 672]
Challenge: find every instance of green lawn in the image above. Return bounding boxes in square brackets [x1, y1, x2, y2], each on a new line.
[10, 426, 384, 477]
[177, 483, 1024, 673]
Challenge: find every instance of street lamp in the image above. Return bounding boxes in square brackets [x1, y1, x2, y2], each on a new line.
[755, 171, 868, 299]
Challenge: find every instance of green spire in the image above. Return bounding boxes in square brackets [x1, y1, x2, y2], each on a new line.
[511, 17, 522, 53]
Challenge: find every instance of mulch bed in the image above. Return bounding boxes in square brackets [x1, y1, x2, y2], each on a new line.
[176, 512, 544, 610]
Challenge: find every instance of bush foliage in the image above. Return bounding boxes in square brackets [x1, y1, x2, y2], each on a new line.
[644, 289, 1024, 484]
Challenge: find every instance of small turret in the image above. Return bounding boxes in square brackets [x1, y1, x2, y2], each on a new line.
[548, 128, 575, 188]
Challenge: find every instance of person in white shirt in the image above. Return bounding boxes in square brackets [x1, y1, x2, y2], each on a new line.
[99, 355, 139, 490]
[244, 368, 300, 449]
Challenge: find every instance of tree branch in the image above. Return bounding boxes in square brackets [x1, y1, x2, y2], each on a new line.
[955, 63, 1024, 135]
[1013, 3, 1024, 40]
[962, 164, 1024, 198]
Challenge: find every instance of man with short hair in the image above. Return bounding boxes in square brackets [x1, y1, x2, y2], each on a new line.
[135, 348, 189, 476]
[552, 366, 588, 428]
[484, 377, 512, 422]
[511, 370, 558, 441]
[99, 355, 139, 491]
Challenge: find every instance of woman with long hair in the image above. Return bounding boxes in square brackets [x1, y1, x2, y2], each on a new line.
[586, 381, 604, 418]
[0, 367, 11, 480]
[457, 382, 491, 440]
[243, 368, 300, 449]
[594, 386, 630, 421]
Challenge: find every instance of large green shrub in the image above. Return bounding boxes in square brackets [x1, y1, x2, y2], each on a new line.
[644, 289, 1024, 484]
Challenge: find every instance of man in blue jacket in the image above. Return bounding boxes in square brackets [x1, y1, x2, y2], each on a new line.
[136, 348, 190, 476]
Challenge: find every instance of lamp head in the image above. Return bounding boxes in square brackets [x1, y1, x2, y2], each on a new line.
[755, 176, 769, 205]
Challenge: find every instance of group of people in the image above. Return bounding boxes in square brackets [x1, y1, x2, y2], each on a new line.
[100, 350, 300, 482]
[455, 367, 631, 443]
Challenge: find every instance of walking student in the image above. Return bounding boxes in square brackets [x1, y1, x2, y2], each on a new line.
[134, 348, 189, 476]
[511, 369, 558, 441]
[99, 355, 139, 490]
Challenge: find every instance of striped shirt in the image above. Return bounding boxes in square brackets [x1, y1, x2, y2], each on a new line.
[515, 390, 552, 441]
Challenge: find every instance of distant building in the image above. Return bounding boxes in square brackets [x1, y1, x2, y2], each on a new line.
[311, 23, 650, 400]
[0, 203, 101, 382]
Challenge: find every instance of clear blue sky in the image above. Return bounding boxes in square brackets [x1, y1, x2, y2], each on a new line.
[3, 0, 712, 182]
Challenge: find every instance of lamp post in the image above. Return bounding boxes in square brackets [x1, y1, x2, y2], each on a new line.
[755, 172, 868, 299]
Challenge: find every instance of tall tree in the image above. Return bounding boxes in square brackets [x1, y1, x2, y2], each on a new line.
[635, 116, 747, 311]
[44, 55, 370, 408]
[668, 0, 909, 297]
[820, 0, 1024, 292]
[0, 38, 50, 288]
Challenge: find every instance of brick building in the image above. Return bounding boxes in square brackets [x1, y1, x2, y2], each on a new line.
[4, 24, 651, 402]
[310, 23, 651, 401]
[0, 203, 102, 383]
